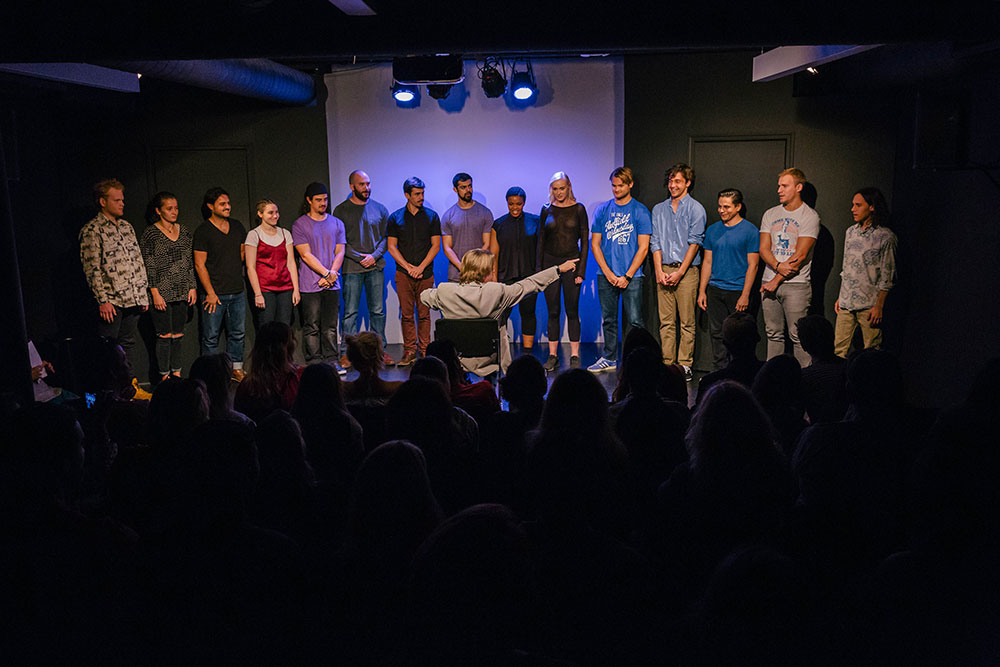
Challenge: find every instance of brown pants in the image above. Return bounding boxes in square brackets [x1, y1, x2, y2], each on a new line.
[397, 271, 434, 355]
[834, 308, 882, 358]
[655, 264, 699, 366]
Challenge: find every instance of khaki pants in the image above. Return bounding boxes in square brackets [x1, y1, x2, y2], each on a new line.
[655, 264, 699, 366]
[834, 308, 882, 358]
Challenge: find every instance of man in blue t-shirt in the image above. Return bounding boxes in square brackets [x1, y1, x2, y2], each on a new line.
[697, 188, 760, 371]
[588, 167, 652, 373]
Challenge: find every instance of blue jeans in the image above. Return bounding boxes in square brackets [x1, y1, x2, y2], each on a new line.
[597, 275, 644, 361]
[342, 269, 387, 344]
[199, 292, 247, 368]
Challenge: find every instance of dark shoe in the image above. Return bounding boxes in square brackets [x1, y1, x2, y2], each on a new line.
[382, 352, 396, 367]
[398, 351, 417, 366]
[339, 354, 352, 370]
[543, 355, 559, 372]
[569, 355, 581, 369]
[683, 365, 693, 383]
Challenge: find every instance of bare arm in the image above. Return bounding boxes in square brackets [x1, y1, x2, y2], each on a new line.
[387, 236, 412, 272]
[193, 250, 220, 311]
[489, 229, 499, 273]
[286, 238, 300, 301]
[739, 253, 759, 310]
[417, 236, 441, 274]
[245, 245, 265, 308]
[591, 233, 616, 284]
[697, 250, 713, 311]
[443, 235, 461, 270]
[652, 249, 666, 285]
[624, 235, 650, 280]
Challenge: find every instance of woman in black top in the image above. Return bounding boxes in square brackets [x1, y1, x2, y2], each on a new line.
[536, 171, 589, 371]
[140, 192, 197, 381]
[489, 186, 541, 350]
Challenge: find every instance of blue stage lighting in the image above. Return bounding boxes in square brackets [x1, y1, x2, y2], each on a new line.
[392, 82, 418, 103]
[511, 71, 536, 101]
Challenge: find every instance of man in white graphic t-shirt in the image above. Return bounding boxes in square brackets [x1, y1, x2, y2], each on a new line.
[759, 167, 820, 366]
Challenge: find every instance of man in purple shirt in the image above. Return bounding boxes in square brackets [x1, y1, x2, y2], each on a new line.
[292, 182, 347, 373]
[441, 172, 494, 282]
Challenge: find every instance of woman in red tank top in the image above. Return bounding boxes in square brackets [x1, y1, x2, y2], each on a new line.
[245, 199, 300, 327]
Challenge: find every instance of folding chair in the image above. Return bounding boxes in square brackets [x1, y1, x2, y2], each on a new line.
[433, 317, 503, 378]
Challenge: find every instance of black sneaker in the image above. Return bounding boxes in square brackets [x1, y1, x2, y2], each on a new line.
[543, 355, 559, 372]
[569, 355, 581, 369]
[683, 365, 693, 382]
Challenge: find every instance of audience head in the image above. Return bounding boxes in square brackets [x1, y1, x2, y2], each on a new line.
[254, 410, 314, 490]
[245, 321, 296, 395]
[498, 354, 546, 410]
[796, 315, 836, 360]
[345, 331, 384, 375]
[541, 368, 609, 435]
[178, 419, 259, 518]
[687, 381, 778, 472]
[5, 403, 84, 500]
[722, 311, 760, 359]
[189, 353, 235, 415]
[147, 378, 210, 450]
[426, 339, 465, 387]
[752, 355, 802, 413]
[458, 248, 494, 283]
[145, 191, 178, 225]
[622, 347, 662, 398]
[846, 348, 903, 417]
[350, 440, 443, 558]
[386, 376, 454, 456]
[410, 355, 450, 391]
[294, 362, 347, 415]
[410, 504, 534, 654]
[77, 336, 134, 397]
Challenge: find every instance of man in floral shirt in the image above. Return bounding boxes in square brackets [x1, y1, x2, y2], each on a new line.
[834, 187, 897, 357]
[79, 178, 149, 387]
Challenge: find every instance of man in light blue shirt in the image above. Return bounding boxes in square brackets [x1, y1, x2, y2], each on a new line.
[588, 167, 652, 373]
[650, 163, 706, 380]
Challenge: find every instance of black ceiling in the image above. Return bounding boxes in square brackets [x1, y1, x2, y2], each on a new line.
[3, 0, 999, 64]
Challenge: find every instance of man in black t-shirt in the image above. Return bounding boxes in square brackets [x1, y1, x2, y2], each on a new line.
[386, 177, 441, 366]
[193, 187, 248, 380]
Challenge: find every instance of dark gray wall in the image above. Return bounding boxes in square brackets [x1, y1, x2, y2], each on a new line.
[3, 75, 329, 383]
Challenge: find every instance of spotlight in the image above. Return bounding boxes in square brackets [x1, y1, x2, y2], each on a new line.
[428, 84, 453, 100]
[806, 66, 819, 75]
[479, 58, 507, 98]
[510, 62, 537, 102]
[391, 82, 420, 107]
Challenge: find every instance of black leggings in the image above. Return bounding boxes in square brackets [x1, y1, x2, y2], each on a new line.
[150, 300, 188, 374]
[542, 253, 581, 342]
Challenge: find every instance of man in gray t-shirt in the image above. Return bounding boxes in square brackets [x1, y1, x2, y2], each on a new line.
[332, 170, 394, 365]
[759, 168, 820, 366]
[441, 172, 494, 282]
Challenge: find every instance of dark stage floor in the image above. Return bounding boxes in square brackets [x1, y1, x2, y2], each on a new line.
[352, 343, 702, 408]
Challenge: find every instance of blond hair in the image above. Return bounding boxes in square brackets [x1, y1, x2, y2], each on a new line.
[779, 168, 806, 185]
[459, 249, 494, 284]
[93, 178, 124, 206]
[548, 171, 576, 205]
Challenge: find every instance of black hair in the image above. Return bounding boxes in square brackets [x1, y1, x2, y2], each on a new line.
[452, 172, 472, 188]
[145, 191, 177, 225]
[404, 177, 425, 194]
[201, 186, 229, 220]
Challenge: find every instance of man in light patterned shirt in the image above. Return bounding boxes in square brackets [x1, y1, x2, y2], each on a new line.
[834, 187, 897, 357]
[79, 178, 149, 380]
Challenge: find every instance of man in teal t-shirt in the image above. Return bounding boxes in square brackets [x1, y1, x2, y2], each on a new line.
[588, 167, 652, 373]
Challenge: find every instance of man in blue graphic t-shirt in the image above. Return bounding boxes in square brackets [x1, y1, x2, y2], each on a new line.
[588, 166, 652, 373]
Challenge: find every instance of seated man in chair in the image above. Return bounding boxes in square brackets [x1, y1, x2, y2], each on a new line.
[421, 249, 577, 376]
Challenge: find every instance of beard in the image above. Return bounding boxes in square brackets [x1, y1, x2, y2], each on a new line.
[352, 188, 370, 202]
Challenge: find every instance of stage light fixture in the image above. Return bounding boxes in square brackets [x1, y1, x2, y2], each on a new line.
[510, 62, 537, 102]
[391, 82, 420, 107]
[428, 84, 453, 100]
[478, 57, 507, 98]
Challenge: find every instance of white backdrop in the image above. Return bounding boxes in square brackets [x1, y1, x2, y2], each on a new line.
[324, 58, 624, 344]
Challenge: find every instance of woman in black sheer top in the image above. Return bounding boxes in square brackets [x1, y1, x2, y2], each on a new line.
[536, 172, 589, 371]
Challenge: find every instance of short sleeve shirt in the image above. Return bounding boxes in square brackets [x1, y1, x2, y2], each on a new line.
[387, 206, 442, 281]
[760, 202, 820, 283]
[703, 219, 760, 291]
[193, 218, 247, 295]
[591, 198, 653, 277]
[292, 214, 347, 292]
[441, 201, 494, 281]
